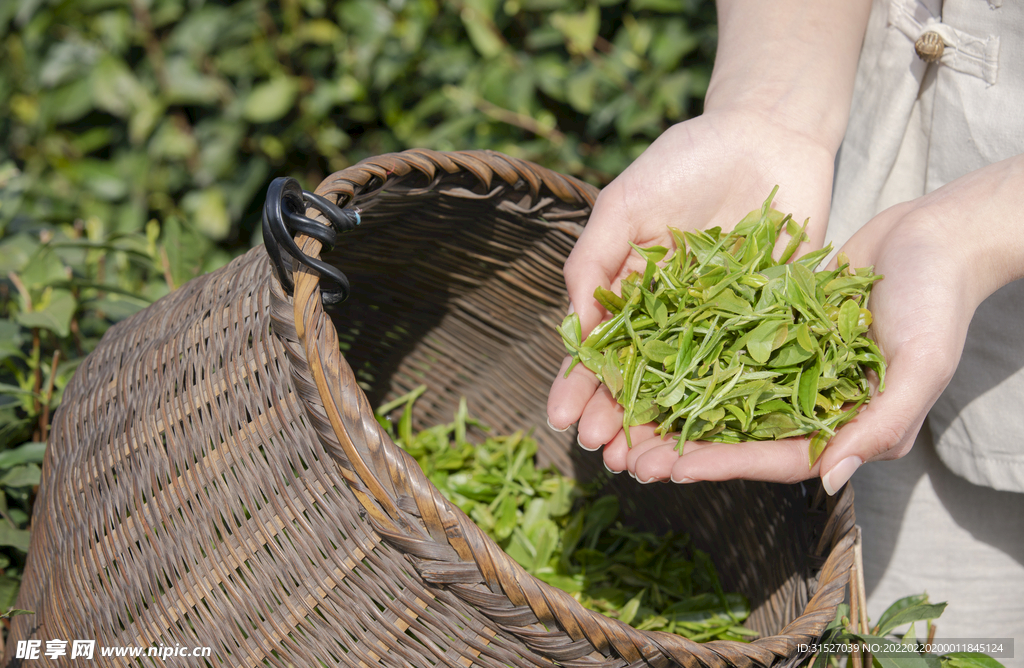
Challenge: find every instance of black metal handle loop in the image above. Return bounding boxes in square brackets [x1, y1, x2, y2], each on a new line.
[262, 177, 360, 305]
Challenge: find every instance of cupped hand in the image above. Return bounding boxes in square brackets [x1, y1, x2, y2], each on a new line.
[546, 106, 838, 459]
[617, 156, 1024, 491]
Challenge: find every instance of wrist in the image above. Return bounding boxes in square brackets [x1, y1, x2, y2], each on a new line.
[876, 155, 1024, 313]
[705, 0, 873, 154]
[703, 79, 849, 155]
[917, 156, 1024, 307]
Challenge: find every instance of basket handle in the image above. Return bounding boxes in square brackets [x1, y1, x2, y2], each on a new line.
[262, 176, 360, 305]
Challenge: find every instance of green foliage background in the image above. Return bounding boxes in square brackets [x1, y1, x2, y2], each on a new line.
[0, 0, 716, 612]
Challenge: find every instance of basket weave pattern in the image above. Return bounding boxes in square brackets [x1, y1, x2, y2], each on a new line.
[6, 149, 855, 668]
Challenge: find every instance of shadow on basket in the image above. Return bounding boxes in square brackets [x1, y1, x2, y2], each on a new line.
[4, 149, 854, 668]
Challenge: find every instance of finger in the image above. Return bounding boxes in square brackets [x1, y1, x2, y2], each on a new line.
[577, 385, 624, 451]
[546, 356, 600, 431]
[626, 436, 733, 483]
[628, 435, 722, 469]
[600, 437, 630, 473]
[601, 423, 660, 474]
[563, 187, 640, 335]
[668, 438, 820, 484]
[817, 343, 954, 495]
[625, 434, 681, 483]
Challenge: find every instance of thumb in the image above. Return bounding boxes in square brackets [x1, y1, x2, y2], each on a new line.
[817, 345, 955, 496]
[563, 188, 637, 336]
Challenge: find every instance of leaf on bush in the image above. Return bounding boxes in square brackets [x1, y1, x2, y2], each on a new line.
[551, 5, 600, 55]
[0, 580, 21, 613]
[183, 187, 231, 241]
[39, 41, 100, 88]
[0, 442, 46, 469]
[91, 55, 146, 118]
[0, 234, 40, 274]
[18, 247, 67, 290]
[566, 68, 597, 113]
[0, 321, 24, 365]
[0, 524, 30, 552]
[0, 464, 41, 489]
[943, 654, 1007, 668]
[16, 289, 76, 338]
[876, 600, 948, 636]
[164, 57, 224, 105]
[243, 76, 300, 123]
[1, 608, 34, 620]
[461, 8, 505, 59]
[65, 159, 129, 201]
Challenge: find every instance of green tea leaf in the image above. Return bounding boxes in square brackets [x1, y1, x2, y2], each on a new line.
[630, 242, 669, 264]
[796, 322, 817, 352]
[798, 360, 821, 419]
[644, 338, 677, 364]
[578, 346, 604, 374]
[745, 320, 785, 365]
[663, 592, 749, 623]
[629, 398, 660, 426]
[493, 494, 518, 541]
[619, 590, 644, 625]
[601, 350, 624, 398]
[808, 430, 829, 467]
[708, 287, 752, 315]
[559, 312, 582, 353]
[789, 263, 818, 306]
[652, 299, 669, 329]
[699, 406, 725, 424]
[594, 286, 625, 313]
[778, 217, 808, 264]
[770, 343, 813, 367]
[530, 520, 559, 571]
[750, 411, 803, 439]
[838, 298, 860, 344]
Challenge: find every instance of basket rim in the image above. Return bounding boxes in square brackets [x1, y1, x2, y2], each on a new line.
[284, 148, 856, 668]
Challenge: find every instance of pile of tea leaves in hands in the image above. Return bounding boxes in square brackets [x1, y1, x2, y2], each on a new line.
[375, 387, 755, 642]
[558, 188, 887, 465]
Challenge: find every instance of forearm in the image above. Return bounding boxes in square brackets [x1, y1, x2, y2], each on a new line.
[706, 0, 873, 153]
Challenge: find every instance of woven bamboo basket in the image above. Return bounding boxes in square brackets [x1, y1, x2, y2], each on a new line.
[5, 149, 855, 668]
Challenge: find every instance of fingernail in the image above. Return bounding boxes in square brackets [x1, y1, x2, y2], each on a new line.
[576, 433, 600, 452]
[603, 460, 621, 475]
[671, 476, 696, 484]
[567, 302, 575, 316]
[638, 476, 659, 484]
[546, 417, 570, 433]
[822, 456, 862, 496]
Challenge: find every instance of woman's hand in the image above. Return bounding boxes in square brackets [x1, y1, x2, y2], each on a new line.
[546, 0, 874, 479]
[614, 155, 1024, 492]
[546, 106, 837, 445]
